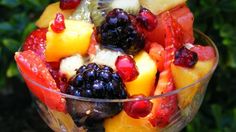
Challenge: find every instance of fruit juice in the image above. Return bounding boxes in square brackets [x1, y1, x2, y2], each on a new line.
[15, 0, 218, 131]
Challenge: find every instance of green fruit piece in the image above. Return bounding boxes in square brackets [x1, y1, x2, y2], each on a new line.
[69, 0, 91, 23]
[89, 0, 141, 26]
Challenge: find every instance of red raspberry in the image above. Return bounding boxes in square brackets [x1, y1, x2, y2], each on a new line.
[124, 95, 153, 119]
[137, 8, 157, 31]
[115, 55, 139, 82]
[50, 13, 66, 33]
[60, 0, 81, 10]
[22, 28, 47, 60]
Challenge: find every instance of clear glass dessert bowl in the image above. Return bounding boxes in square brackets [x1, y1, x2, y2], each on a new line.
[17, 29, 219, 132]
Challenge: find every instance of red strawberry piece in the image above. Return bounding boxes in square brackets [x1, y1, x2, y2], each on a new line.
[60, 0, 81, 10]
[190, 45, 216, 61]
[15, 50, 66, 112]
[164, 12, 184, 50]
[115, 55, 139, 82]
[124, 95, 153, 119]
[148, 12, 179, 127]
[149, 70, 178, 127]
[144, 5, 194, 46]
[137, 8, 157, 31]
[51, 13, 66, 33]
[22, 28, 47, 60]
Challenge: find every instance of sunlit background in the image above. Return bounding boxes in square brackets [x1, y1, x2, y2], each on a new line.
[0, 0, 235, 131]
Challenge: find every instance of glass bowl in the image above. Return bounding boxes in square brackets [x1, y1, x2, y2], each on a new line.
[17, 29, 219, 132]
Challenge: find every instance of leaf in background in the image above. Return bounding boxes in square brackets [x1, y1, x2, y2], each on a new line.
[0, 0, 20, 8]
[0, 22, 13, 32]
[220, 0, 236, 12]
[226, 47, 236, 68]
[22, 23, 36, 41]
[6, 62, 18, 78]
[2, 38, 19, 52]
[211, 104, 222, 128]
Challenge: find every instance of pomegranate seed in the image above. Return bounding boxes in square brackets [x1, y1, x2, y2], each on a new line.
[60, 0, 81, 10]
[137, 8, 157, 31]
[174, 46, 198, 68]
[51, 13, 66, 33]
[115, 55, 139, 82]
[124, 95, 153, 119]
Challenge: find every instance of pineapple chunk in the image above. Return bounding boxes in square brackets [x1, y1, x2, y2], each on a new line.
[36, 2, 75, 28]
[104, 111, 157, 132]
[194, 59, 215, 77]
[125, 51, 157, 96]
[140, 0, 187, 15]
[171, 64, 200, 109]
[45, 20, 93, 62]
[171, 59, 215, 108]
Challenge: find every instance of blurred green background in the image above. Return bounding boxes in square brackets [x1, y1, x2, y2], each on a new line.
[0, 0, 236, 131]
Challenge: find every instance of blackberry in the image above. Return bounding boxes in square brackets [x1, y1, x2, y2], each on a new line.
[67, 63, 126, 99]
[66, 63, 127, 127]
[97, 8, 145, 55]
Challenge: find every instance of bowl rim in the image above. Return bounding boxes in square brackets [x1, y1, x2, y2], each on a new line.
[17, 29, 219, 103]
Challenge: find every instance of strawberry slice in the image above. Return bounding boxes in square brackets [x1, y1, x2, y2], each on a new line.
[148, 12, 179, 127]
[145, 4, 194, 46]
[22, 28, 48, 60]
[15, 50, 66, 112]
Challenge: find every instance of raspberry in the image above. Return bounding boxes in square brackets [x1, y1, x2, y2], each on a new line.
[174, 46, 198, 68]
[124, 95, 153, 119]
[50, 13, 65, 33]
[60, 0, 81, 10]
[115, 55, 139, 82]
[137, 8, 157, 31]
[97, 8, 145, 55]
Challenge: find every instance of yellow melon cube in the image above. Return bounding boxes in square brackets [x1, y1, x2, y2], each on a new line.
[194, 59, 215, 77]
[171, 64, 200, 109]
[45, 20, 93, 62]
[104, 111, 157, 132]
[140, 0, 187, 15]
[171, 58, 215, 108]
[125, 51, 157, 96]
[36, 2, 75, 28]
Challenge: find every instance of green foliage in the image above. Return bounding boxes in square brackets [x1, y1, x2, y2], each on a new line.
[0, 0, 235, 131]
[186, 0, 236, 131]
[0, 0, 54, 88]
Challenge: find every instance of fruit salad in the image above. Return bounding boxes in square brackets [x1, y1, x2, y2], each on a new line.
[15, 0, 218, 131]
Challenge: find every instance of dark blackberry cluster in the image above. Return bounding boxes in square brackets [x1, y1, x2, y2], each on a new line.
[67, 63, 127, 99]
[66, 63, 127, 127]
[97, 8, 145, 55]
